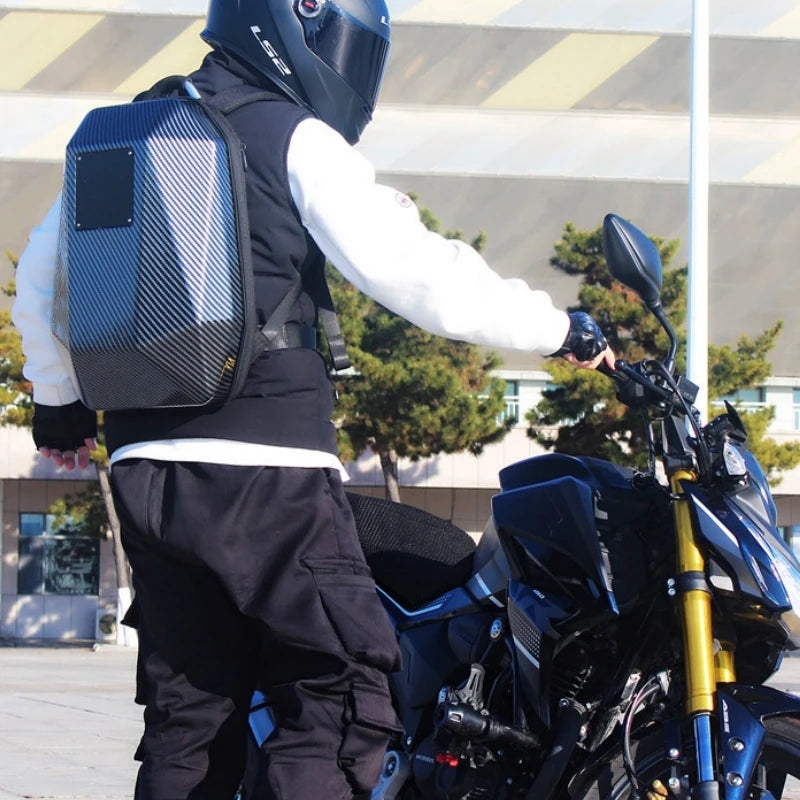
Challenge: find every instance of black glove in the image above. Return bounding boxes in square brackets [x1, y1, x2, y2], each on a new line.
[33, 401, 97, 452]
[548, 312, 608, 362]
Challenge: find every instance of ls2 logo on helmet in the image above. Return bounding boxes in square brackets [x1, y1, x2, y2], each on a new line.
[250, 26, 292, 76]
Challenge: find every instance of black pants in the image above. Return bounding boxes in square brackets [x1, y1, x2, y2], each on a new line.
[111, 460, 402, 800]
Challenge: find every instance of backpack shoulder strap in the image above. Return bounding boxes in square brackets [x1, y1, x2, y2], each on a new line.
[304, 261, 351, 373]
[317, 280, 351, 372]
[204, 84, 283, 115]
[134, 74, 188, 101]
[136, 76, 280, 113]
[257, 282, 303, 352]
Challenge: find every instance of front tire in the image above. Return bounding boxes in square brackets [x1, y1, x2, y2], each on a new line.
[572, 716, 800, 800]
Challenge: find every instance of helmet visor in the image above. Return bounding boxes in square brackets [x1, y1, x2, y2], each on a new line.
[299, 3, 390, 108]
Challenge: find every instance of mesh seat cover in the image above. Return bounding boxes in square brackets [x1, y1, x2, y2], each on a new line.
[346, 492, 476, 609]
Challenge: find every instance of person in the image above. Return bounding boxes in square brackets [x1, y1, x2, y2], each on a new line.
[12, 1, 616, 798]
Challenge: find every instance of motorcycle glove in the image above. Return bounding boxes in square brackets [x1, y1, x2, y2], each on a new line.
[33, 401, 97, 452]
[548, 311, 608, 362]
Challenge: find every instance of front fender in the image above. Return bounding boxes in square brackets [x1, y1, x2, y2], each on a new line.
[718, 684, 800, 800]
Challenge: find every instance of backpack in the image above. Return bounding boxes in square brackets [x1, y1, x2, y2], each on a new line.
[52, 76, 348, 412]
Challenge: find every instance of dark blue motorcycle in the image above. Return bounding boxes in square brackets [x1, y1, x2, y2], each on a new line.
[245, 214, 800, 800]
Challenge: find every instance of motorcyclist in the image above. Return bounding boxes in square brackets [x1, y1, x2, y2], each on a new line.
[12, 1, 614, 798]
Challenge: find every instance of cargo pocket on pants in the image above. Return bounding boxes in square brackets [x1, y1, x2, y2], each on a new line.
[303, 556, 401, 674]
[338, 682, 403, 794]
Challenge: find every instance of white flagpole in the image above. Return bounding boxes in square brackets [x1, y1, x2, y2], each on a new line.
[687, 0, 710, 418]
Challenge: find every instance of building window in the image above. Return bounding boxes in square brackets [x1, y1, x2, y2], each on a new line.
[17, 513, 100, 596]
[794, 388, 800, 430]
[482, 380, 521, 425]
[503, 380, 520, 424]
[782, 525, 800, 559]
[715, 387, 767, 413]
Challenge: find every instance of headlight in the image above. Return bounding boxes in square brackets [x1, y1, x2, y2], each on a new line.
[723, 441, 748, 479]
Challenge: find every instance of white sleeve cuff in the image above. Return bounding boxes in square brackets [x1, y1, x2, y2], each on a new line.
[32, 381, 81, 406]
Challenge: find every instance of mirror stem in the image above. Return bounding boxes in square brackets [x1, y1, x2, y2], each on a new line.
[650, 302, 678, 375]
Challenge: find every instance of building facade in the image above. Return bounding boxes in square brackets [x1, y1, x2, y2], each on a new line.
[0, 427, 118, 640]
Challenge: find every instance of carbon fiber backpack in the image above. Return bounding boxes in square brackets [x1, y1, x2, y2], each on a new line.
[52, 77, 327, 412]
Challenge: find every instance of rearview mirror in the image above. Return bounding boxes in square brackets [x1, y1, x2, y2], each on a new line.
[602, 214, 663, 309]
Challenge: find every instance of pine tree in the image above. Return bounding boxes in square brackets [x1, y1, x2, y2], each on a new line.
[526, 222, 800, 484]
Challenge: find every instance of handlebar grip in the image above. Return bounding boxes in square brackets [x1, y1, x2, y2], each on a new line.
[597, 359, 626, 384]
[597, 360, 615, 377]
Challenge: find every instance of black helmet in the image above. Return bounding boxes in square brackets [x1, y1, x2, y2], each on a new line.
[202, 0, 390, 144]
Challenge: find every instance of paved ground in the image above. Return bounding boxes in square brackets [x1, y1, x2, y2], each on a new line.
[2, 644, 800, 799]
[0, 645, 139, 799]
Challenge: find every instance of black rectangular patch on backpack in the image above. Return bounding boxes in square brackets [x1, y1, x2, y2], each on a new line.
[52, 79, 277, 411]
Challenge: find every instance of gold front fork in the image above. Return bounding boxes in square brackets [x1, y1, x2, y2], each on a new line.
[669, 470, 730, 715]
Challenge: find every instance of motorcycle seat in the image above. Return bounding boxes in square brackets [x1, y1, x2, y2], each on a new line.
[346, 492, 476, 610]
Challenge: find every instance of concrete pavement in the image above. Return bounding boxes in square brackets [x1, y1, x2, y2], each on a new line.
[2, 644, 800, 799]
[0, 645, 139, 800]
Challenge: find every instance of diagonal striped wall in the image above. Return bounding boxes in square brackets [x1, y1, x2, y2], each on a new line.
[5, 0, 800, 36]
[3, 10, 800, 117]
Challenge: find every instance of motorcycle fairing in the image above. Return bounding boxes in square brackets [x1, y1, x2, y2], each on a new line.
[389, 615, 465, 740]
[507, 578, 571, 727]
[378, 586, 479, 630]
[717, 684, 800, 800]
[467, 518, 513, 608]
[492, 475, 619, 614]
[735, 451, 779, 533]
[498, 453, 635, 493]
[682, 483, 792, 612]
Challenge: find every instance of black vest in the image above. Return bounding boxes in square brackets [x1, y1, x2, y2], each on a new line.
[104, 52, 338, 456]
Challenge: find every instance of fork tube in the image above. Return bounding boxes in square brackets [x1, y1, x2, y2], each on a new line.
[670, 470, 716, 716]
[693, 715, 717, 786]
[671, 469, 719, 788]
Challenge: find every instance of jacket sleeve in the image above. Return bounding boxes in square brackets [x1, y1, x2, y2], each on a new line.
[286, 118, 570, 356]
[11, 196, 80, 406]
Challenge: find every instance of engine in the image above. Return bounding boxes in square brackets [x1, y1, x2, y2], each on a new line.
[405, 662, 538, 799]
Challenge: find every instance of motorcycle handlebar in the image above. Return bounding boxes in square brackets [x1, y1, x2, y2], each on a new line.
[598, 358, 676, 407]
